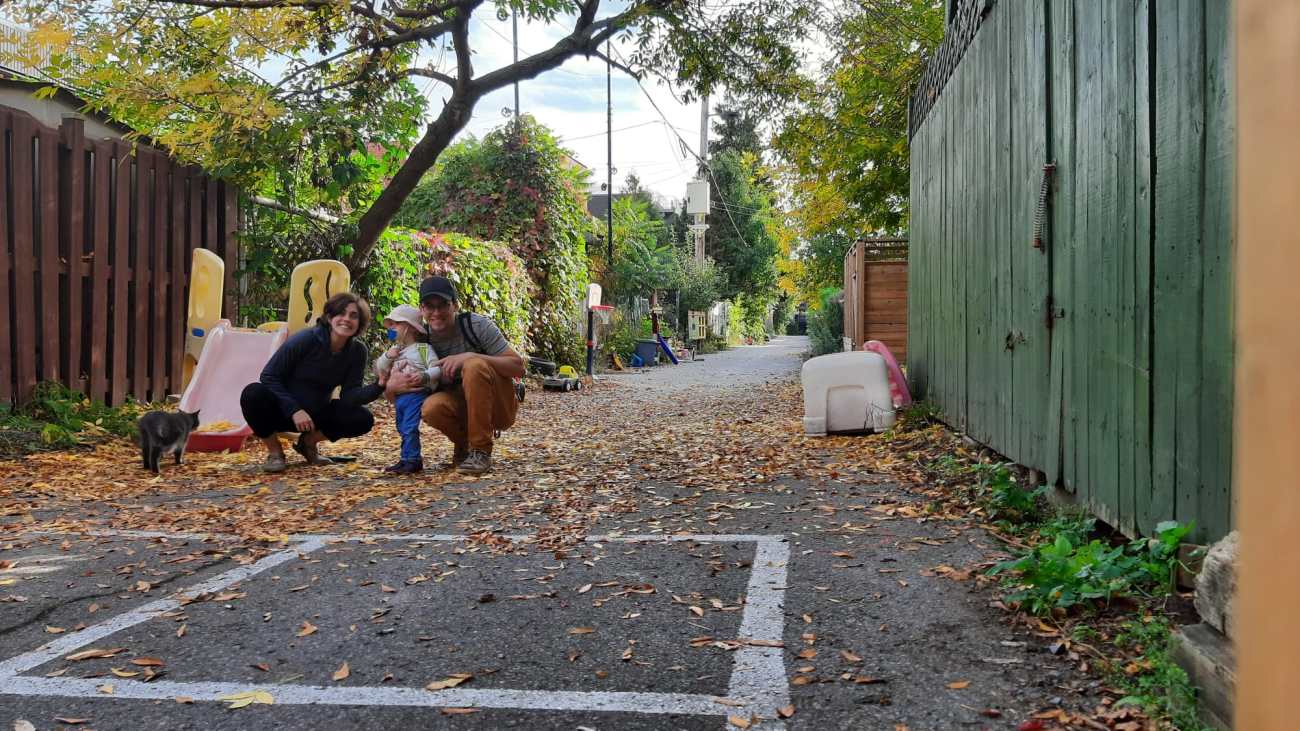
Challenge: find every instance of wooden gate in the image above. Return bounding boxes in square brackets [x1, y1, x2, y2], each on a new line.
[843, 239, 908, 360]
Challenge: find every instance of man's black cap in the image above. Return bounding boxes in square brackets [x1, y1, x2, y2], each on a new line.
[418, 276, 458, 304]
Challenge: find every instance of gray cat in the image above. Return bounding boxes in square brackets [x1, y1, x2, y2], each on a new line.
[137, 409, 200, 473]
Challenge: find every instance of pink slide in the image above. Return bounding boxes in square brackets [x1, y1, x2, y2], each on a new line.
[181, 321, 288, 452]
[863, 340, 912, 407]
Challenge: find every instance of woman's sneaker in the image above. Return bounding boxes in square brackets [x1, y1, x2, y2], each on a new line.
[383, 459, 423, 474]
[456, 450, 491, 475]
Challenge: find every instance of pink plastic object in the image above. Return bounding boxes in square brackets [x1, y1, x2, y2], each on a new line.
[180, 320, 289, 452]
[863, 340, 912, 407]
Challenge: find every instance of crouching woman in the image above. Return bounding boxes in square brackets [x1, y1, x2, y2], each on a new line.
[240, 292, 383, 473]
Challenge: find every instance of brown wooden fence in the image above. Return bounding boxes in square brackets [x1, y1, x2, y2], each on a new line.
[843, 239, 909, 360]
[1, 107, 240, 407]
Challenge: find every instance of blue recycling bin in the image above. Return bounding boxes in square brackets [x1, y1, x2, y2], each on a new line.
[634, 338, 659, 366]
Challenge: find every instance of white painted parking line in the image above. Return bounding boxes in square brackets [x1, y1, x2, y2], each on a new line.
[0, 538, 327, 678]
[0, 530, 791, 727]
[0, 553, 91, 578]
[0, 675, 729, 716]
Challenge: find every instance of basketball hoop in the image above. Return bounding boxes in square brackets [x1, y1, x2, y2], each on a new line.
[590, 304, 614, 325]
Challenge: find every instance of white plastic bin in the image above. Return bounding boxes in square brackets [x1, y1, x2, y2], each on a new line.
[801, 351, 896, 435]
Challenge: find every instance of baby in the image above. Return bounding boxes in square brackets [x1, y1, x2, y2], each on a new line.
[375, 305, 440, 474]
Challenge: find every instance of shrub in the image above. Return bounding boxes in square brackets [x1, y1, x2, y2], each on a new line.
[353, 227, 424, 351]
[808, 287, 844, 356]
[419, 231, 532, 354]
[394, 118, 590, 366]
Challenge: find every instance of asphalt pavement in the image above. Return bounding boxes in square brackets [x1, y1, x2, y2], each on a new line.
[1, 337, 1100, 730]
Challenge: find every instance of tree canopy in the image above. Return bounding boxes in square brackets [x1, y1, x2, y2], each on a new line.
[5, 0, 814, 269]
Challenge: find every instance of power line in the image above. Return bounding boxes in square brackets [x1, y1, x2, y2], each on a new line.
[559, 119, 663, 142]
[609, 48, 750, 248]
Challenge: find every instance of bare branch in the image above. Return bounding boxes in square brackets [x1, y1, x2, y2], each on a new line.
[400, 66, 456, 87]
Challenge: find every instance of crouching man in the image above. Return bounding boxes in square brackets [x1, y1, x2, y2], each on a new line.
[384, 276, 525, 474]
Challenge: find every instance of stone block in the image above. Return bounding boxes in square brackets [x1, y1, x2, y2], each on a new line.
[1195, 530, 1238, 638]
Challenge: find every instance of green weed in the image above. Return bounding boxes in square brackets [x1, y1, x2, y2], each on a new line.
[1110, 616, 1213, 731]
[990, 520, 1193, 616]
[0, 382, 146, 455]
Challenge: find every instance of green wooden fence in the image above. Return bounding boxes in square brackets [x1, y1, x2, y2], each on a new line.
[907, 0, 1233, 542]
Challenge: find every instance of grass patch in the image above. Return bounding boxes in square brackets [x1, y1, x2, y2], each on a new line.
[0, 382, 148, 458]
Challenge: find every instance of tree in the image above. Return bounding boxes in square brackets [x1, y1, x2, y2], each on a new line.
[774, 0, 943, 241]
[8, 0, 815, 270]
[706, 150, 779, 301]
[709, 99, 762, 158]
[608, 195, 676, 303]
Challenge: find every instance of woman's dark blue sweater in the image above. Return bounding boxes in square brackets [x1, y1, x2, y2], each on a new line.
[260, 325, 382, 417]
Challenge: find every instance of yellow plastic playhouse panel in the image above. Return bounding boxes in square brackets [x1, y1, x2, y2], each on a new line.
[182, 249, 225, 391]
[287, 259, 351, 333]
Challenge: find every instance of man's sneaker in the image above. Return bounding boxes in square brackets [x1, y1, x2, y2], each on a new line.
[383, 459, 423, 474]
[456, 449, 491, 475]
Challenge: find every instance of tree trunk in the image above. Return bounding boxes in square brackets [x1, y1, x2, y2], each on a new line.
[349, 93, 477, 269]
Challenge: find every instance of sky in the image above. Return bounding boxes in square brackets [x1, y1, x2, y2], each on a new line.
[424, 9, 712, 208]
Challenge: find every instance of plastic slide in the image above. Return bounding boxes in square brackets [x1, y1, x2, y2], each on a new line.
[181, 321, 289, 452]
[656, 333, 680, 365]
[863, 339, 912, 407]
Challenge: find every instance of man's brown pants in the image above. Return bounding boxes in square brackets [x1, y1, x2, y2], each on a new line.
[420, 358, 518, 453]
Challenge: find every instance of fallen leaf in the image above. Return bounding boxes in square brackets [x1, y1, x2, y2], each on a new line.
[66, 647, 125, 661]
[176, 624, 187, 638]
[840, 650, 863, 664]
[54, 719, 89, 725]
[380, 584, 397, 593]
[218, 690, 275, 708]
[728, 715, 752, 729]
[577, 583, 592, 594]
[252, 663, 270, 672]
[777, 705, 796, 718]
[440, 708, 480, 715]
[947, 680, 970, 689]
[568, 626, 595, 635]
[45, 625, 66, 634]
[426, 673, 473, 690]
[297, 621, 317, 637]
[109, 667, 139, 678]
[98, 683, 114, 694]
[130, 657, 165, 667]
[14, 721, 35, 731]
[134, 580, 152, 592]
[796, 648, 817, 659]
[175, 696, 194, 704]
[333, 661, 350, 681]
[689, 606, 705, 617]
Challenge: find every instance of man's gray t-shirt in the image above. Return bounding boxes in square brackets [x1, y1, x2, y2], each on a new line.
[426, 313, 509, 358]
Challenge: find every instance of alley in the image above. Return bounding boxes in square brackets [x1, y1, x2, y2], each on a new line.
[2, 340, 1094, 730]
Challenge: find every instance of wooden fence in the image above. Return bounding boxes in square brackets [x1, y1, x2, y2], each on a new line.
[1, 108, 240, 407]
[907, 0, 1233, 542]
[842, 240, 908, 360]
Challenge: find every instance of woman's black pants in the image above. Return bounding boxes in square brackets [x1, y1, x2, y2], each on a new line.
[240, 383, 374, 441]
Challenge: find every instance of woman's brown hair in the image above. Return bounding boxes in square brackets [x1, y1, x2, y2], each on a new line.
[317, 292, 371, 336]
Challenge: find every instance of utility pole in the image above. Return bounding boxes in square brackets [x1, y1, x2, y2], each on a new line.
[606, 36, 613, 261]
[688, 94, 710, 267]
[699, 94, 709, 169]
[512, 13, 520, 121]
